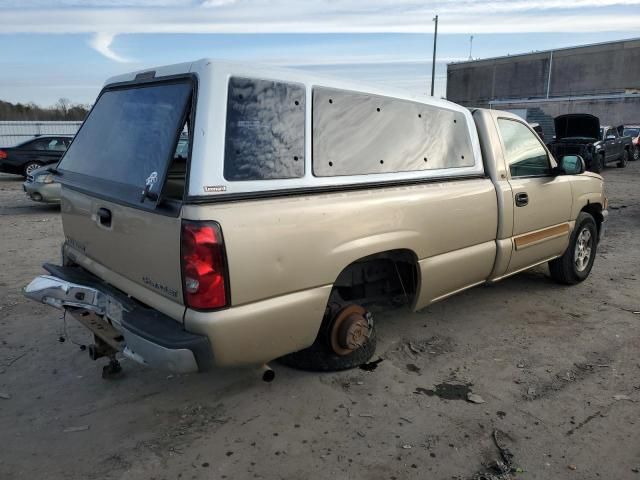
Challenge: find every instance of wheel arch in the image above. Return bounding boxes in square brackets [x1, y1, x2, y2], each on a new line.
[330, 247, 421, 308]
[580, 202, 604, 235]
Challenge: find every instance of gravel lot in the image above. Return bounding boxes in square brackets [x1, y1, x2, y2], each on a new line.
[1, 163, 639, 480]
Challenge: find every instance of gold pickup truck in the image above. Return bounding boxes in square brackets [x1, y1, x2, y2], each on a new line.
[24, 60, 607, 377]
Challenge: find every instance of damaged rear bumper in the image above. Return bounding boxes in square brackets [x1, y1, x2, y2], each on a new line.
[23, 264, 213, 373]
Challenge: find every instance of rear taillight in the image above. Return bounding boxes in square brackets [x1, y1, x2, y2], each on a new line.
[0, 150, 7, 160]
[181, 220, 228, 310]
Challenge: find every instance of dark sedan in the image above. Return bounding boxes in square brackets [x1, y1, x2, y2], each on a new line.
[0, 135, 73, 177]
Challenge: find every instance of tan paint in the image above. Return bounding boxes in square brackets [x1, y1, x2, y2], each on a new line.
[185, 285, 332, 366]
[64, 243, 186, 322]
[569, 173, 606, 218]
[507, 223, 574, 274]
[415, 241, 496, 308]
[488, 238, 513, 280]
[508, 176, 574, 236]
[61, 188, 185, 320]
[514, 223, 571, 250]
[182, 178, 499, 307]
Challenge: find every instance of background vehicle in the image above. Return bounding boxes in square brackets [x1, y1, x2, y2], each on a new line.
[23, 167, 61, 204]
[547, 114, 632, 172]
[0, 135, 73, 177]
[529, 122, 544, 141]
[623, 125, 640, 161]
[24, 61, 607, 376]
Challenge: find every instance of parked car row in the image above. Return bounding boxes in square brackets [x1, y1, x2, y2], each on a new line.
[1, 133, 189, 206]
[0, 135, 72, 176]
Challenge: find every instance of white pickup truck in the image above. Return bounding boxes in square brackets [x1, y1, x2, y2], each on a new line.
[24, 60, 607, 376]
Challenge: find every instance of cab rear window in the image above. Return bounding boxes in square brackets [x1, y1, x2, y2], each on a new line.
[58, 79, 193, 207]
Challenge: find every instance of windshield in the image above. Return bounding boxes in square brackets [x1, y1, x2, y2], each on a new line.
[58, 79, 193, 206]
[624, 128, 639, 137]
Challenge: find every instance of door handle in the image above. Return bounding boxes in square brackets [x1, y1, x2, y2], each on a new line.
[515, 192, 529, 207]
[96, 207, 112, 227]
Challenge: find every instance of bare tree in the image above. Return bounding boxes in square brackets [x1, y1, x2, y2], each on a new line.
[56, 98, 72, 117]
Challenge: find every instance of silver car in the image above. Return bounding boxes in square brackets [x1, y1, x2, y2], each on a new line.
[23, 167, 61, 204]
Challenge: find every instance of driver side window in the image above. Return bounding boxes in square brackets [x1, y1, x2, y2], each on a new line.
[498, 118, 551, 178]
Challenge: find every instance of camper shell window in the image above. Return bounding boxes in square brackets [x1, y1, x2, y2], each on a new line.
[224, 77, 305, 181]
[312, 87, 475, 177]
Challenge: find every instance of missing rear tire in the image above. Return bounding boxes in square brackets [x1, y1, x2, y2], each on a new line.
[278, 303, 376, 371]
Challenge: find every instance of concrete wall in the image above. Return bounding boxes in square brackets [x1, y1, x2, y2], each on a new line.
[447, 38, 640, 106]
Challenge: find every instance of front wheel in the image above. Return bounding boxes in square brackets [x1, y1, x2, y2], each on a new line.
[549, 212, 598, 285]
[632, 146, 640, 161]
[617, 149, 629, 168]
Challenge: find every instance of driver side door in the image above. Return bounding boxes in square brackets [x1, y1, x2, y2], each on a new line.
[496, 118, 573, 274]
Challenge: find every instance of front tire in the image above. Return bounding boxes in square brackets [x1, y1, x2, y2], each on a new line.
[632, 146, 640, 161]
[617, 149, 629, 168]
[549, 212, 598, 285]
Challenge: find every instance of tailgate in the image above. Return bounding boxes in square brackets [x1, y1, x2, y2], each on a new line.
[55, 76, 195, 318]
[62, 188, 184, 305]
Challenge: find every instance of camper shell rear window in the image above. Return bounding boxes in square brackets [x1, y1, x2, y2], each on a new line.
[57, 77, 194, 211]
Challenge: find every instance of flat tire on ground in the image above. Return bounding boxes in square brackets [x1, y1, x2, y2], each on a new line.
[278, 305, 377, 371]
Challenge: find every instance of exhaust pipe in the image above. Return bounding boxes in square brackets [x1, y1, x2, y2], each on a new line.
[260, 364, 275, 382]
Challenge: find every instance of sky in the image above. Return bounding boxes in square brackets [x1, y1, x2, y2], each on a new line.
[0, 0, 639, 106]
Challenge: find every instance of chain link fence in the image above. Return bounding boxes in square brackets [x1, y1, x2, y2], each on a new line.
[0, 121, 82, 147]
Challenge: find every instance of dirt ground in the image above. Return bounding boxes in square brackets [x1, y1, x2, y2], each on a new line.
[1, 163, 639, 480]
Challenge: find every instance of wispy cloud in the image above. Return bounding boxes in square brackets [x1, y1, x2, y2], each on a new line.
[89, 32, 132, 62]
[2, 3, 640, 35]
[1, 0, 639, 62]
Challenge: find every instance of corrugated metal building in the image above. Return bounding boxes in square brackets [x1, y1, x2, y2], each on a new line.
[0, 121, 82, 147]
[446, 38, 640, 139]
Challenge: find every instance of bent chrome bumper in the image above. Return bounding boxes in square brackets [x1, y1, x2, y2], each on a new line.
[24, 264, 213, 374]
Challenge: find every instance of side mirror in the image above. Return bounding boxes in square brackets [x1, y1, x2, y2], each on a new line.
[559, 155, 586, 175]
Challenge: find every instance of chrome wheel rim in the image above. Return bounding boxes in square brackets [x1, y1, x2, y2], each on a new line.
[25, 163, 40, 175]
[574, 227, 592, 272]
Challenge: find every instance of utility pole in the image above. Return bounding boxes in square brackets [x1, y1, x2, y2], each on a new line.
[468, 35, 474, 60]
[430, 15, 438, 96]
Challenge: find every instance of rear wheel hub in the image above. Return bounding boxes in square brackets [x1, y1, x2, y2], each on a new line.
[329, 305, 372, 356]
